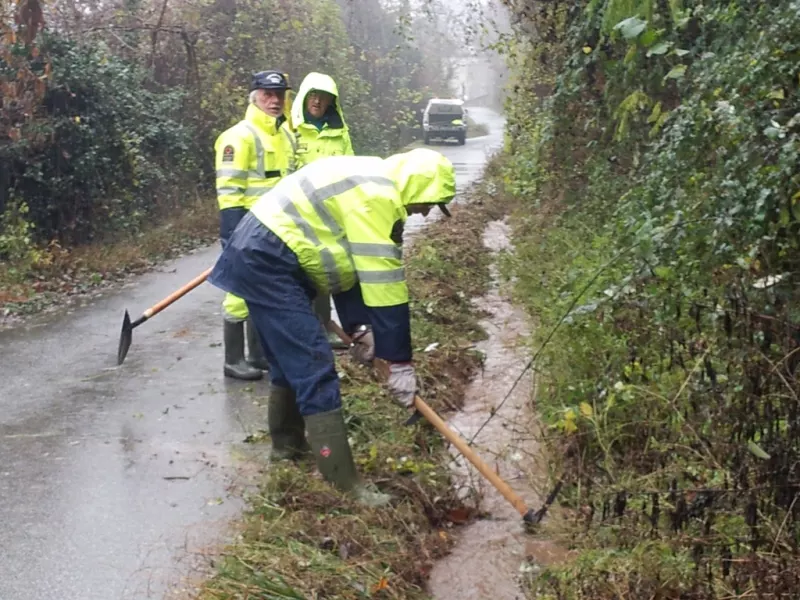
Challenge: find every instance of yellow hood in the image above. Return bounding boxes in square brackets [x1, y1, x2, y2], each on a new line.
[383, 148, 456, 209]
[292, 72, 347, 128]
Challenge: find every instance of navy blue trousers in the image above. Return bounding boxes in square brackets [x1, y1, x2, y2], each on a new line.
[209, 213, 341, 416]
[246, 299, 341, 416]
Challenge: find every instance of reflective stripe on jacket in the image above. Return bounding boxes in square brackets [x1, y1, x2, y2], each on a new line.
[214, 104, 296, 212]
[250, 156, 406, 307]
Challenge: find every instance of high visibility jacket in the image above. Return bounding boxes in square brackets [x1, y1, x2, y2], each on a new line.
[214, 104, 297, 245]
[291, 73, 354, 169]
[249, 149, 455, 308]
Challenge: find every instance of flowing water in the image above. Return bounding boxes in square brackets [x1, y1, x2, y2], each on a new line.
[428, 219, 566, 600]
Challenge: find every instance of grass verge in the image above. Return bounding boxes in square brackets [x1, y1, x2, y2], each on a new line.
[498, 157, 704, 598]
[0, 199, 218, 324]
[195, 157, 512, 600]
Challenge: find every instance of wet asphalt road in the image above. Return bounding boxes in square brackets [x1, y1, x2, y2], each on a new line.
[0, 107, 505, 600]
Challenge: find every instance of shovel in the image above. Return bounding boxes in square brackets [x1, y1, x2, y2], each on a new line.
[326, 320, 544, 525]
[117, 267, 213, 365]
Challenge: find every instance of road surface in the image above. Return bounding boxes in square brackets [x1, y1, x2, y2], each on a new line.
[0, 107, 505, 600]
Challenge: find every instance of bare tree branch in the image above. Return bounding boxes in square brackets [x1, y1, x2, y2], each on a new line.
[149, 0, 170, 69]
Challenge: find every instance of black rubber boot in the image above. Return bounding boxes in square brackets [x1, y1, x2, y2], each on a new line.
[223, 319, 263, 381]
[268, 385, 311, 461]
[313, 294, 348, 350]
[305, 408, 391, 506]
[245, 318, 269, 371]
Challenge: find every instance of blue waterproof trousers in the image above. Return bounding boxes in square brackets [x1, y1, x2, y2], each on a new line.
[209, 213, 341, 416]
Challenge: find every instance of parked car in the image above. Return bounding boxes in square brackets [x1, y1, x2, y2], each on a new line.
[422, 98, 467, 145]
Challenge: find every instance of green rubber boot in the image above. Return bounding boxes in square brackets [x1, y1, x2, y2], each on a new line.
[245, 318, 270, 371]
[313, 293, 348, 350]
[223, 319, 263, 381]
[268, 385, 311, 461]
[305, 408, 391, 507]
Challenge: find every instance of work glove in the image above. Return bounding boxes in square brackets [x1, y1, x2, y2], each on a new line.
[386, 362, 417, 409]
[349, 325, 375, 366]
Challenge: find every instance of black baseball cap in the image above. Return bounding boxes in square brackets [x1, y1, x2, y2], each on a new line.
[251, 70, 290, 92]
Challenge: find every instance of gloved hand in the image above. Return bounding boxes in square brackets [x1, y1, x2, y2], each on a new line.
[349, 325, 375, 366]
[387, 362, 416, 409]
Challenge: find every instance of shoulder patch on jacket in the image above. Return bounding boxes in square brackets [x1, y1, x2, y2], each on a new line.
[222, 145, 235, 163]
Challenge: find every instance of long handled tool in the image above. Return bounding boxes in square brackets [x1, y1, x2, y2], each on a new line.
[117, 267, 213, 365]
[326, 320, 544, 525]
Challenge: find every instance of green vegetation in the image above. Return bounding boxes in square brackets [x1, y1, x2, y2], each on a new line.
[197, 162, 511, 599]
[496, 0, 800, 597]
[0, 199, 217, 317]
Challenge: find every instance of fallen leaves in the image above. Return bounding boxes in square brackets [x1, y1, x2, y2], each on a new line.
[445, 506, 476, 524]
[371, 577, 389, 593]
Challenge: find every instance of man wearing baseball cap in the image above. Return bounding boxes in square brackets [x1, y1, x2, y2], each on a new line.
[213, 70, 297, 380]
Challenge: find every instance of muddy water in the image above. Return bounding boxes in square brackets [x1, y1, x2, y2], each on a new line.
[428, 219, 554, 600]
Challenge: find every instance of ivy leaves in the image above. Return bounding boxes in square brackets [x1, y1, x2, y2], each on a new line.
[614, 16, 648, 40]
[502, 5, 800, 591]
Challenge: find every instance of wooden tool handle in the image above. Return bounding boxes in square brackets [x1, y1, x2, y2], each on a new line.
[326, 320, 532, 518]
[412, 394, 531, 518]
[144, 267, 212, 318]
[326, 320, 351, 344]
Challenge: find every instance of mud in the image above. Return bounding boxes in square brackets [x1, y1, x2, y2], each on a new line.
[428, 219, 561, 600]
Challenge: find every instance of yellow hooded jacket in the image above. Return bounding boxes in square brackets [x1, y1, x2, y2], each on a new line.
[249, 148, 455, 308]
[242, 148, 455, 361]
[291, 72, 354, 169]
[214, 104, 296, 244]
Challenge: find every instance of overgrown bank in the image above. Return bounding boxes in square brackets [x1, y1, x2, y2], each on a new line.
[497, 0, 800, 597]
[0, 199, 218, 323]
[196, 160, 512, 599]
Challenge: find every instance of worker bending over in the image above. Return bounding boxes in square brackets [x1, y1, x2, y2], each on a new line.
[208, 148, 455, 504]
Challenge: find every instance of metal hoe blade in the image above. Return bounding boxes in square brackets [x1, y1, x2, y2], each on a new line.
[117, 310, 133, 365]
[114, 267, 212, 367]
[404, 410, 424, 426]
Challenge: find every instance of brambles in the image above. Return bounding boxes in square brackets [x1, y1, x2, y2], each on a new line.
[499, 0, 800, 597]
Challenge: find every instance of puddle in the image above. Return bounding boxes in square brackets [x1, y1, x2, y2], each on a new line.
[428, 218, 561, 600]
